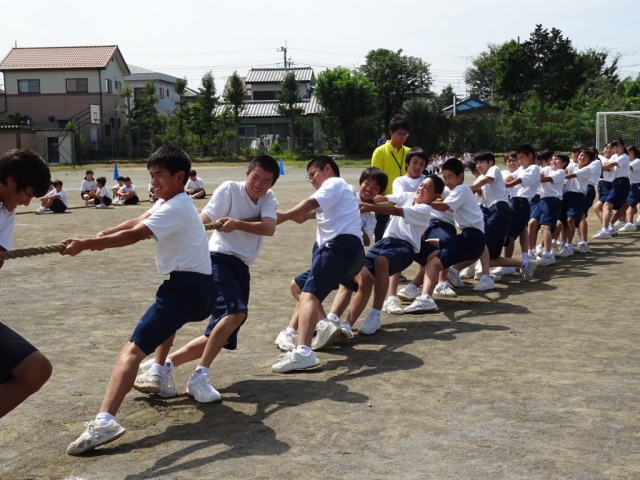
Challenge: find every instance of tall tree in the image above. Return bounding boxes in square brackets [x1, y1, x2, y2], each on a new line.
[173, 77, 188, 149]
[224, 71, 247, 153]
[116, 85, 134, 157]
[131, 82, 163, 152]
[277, 71, 304, 150]
[194, 72, 219, 156]
[360, 48, 432, 125]
[314, 66, 377, 153]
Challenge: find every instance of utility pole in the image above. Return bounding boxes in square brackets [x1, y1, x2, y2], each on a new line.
[278, 42, 288, 68]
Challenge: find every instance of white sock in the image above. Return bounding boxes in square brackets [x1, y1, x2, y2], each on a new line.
[194, 366, 209, 376]
[406, 283, 418, 291]
[149, 363, 164, 375]
[341, 322, 352, 332]
[449, 267, 459, 274]
[316, 318, 329, 329]
[386, 295, 399, 301]
[522, 252, 529, 264]
[296, 345, 312, 355]
[482, 274, 491, 280]
[285, 327, 297, 334]
[164, 359, 174, 374]
[95, 412, 115, 426]
[370, 308, 381, 316]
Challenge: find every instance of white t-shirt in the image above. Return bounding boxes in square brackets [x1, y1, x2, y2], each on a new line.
[630, 158, 640, 184]
[385, 192, 433, 252]
[0, 202, 16, 250]
[81, 179, 96, 192]
[201, 181, 278, 266]
[541, 167, 565, 199]
[142, 192, 211, 275]
[586, 160, 603, 186]
[120, 184, 138, 195]
[361, 210, 375, 243]
[513, 164, 541, 199]
[600, 155, 616, 182]
[614, 153, 630, 178]
[97, 186, 112, 200]
[431, 187, 455, 225]
[392, 174, 424, 195]
[479, 165, 509, 208]
[311, 177, 362, 246]
[565, 163, 590, 194]
[56, 189, 69, 206]
[444, 183, 485, 232]
[186, 177, 206, 190]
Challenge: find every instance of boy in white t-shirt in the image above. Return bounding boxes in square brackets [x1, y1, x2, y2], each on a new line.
[115, 177, 139, 205]
[35, 179, 68, 214]
[185, 169, 206, 199]
[65, 146, 215, 455]
[594, 140, 631, 239]
[134, 156, 280, 403]
[272, 156, 364, 373]
[353, 175, 442, 335]
[621, 145, 640, 231]
[86, 177, 113, 208]
[0, 149, 52, 419]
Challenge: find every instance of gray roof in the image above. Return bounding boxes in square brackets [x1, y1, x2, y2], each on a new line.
[245, 67, 314, 84]
[217, 95, 321, 118]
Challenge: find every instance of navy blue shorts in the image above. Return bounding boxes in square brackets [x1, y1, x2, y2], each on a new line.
[123, 194, 139, 205]
[627, 183, 640, 207]
[130, 271, 215, 355]
[584, 185, 596, 217]
[50, 198, 67, 213]
[414, 219, 457, 266]
[363, 237, 414, 276]
[532, 197, 561, 229]
[0, 323, 39, 384]
[561, 192, 585, 225]
[607, 178, 631, 210]
[438, 227, 485, 268]
[301, 234, 364, 302]
[529, 194, 541, 220]
[204, 253, 250, 350]
[508, 197, 531, 239]
[598, 181, 613, 203]
[485, 201, 512, 259]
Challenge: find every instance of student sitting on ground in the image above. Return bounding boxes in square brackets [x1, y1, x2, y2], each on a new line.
[84, 177, 113, 209]
[185, 170, 206, 199]
[35, 179, 68, 214]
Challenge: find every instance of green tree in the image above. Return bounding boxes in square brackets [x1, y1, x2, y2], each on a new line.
[224, 71, 247, 153]
[277, 71, 304, 150]
[173, 77, 189, 149]
[194, 71, 219, 156]
[131, 82, 164, 151]
[360, 48, 432, 125]
[116, 85, 134, 157]
[314, 66, 377, 153]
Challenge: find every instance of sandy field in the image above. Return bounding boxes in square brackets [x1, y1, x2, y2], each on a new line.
[1, 164, 640, 480]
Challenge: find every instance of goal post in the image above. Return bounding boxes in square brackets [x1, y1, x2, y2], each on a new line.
[596, 111, 640, 151]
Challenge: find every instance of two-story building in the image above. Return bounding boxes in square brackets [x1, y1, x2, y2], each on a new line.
[124, 65, 196, 116]
[0, 45, 130, 159]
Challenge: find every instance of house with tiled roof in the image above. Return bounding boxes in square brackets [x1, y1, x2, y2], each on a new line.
[125, 65, 197, 116]
[220, 67, 322, 150]
[0, 45, 130, 161]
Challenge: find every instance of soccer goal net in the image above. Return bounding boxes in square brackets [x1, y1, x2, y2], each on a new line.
[596, 111, 640, 150]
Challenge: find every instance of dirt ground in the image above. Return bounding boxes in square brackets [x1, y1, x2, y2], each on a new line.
[2, 165, 640, 480]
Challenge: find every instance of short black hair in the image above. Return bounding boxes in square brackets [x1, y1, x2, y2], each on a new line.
[628, 146, 640, 158]
[124, 177, 132, 182]
[442, 158, 464, 176]
[426, 174, 445, 195]
[307, 155, 340, 177]
[388, 114, 410, 133]
[474, 150, 496, 165]
[580, 148, 596, 161]
[406, 147, 428, 166]
[116, 176, 125, 182]
[53, 180, 63, 187]
[190, 170, 197, 176]
[147, 145, 191, 186]
[0, 149, 51, 197]
[537, 148, 554, 161]
[555, 154, 570, 167]
[516, 144, 536, 157]
[96, 176, 107, 187]
[571, 145, 583, 153]
[359, 167, 388, 193]
[248, 155, 280, 185]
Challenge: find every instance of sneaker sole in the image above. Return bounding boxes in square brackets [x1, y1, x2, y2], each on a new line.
[272, 359, 320, 373]
[311, 327, 344, 350]
[404, 306, 438, 314]
[67, 427, 126, 455]
[397, 294, 418, 302]
[132, 383, 161, 394]
[186, 388, 222, 403]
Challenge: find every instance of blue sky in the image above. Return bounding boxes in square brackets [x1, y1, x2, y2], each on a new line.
[1, 0, 638, 95]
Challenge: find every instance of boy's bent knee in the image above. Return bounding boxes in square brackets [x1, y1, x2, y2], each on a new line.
[15, 351, 52, 393]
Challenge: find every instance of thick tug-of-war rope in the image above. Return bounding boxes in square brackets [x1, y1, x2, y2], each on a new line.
[0, 217, 261, 261]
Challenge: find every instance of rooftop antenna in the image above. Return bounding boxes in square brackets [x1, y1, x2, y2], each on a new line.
[278, 41, 288, 68]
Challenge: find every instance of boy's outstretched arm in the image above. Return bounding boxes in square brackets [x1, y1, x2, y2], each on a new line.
[62, 222, 153, 256]
[215, 216, 276, 236]
[96, 212, 151, 237]
[277, 198, 320, 224]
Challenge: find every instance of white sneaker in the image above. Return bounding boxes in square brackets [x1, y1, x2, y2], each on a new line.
[275, 329, 298, 351]
[614, 220, 625, 230]
[434, 282, 457, 297]
[382, 296, 404, 315]
[576, 241, 590, 254]
[271, 349, 320, 373]
[186, 373, 221, 403]
[397, 284, 419, 301]
[551, 240, 561, 254]
[491, 266, 517, 276]
[619, 223, 637, 232]
[334, 322, 353, 346]
[358, 312, 381, 335]
[574, 234, 583, 246]
[67, 420, 126, 455]
[537, 253, 556, 266]
[132, 371, 162, 394]
[473, 276, 496, 291]
[404, 294, 438, 313]
[535, 243, 545, 256]
[521, 262, 535, 281]
[311, 316, 343, 350]
[96, 203, 108, 209]
[459, 265, 476, 279]
[592, 228, 611, 239]
[139, 358, 154, 373]
[608, 225, 618, 237]
[447, 269, 466, 288]
[34, 206, 46, 214]
[557, 245, 572, 258]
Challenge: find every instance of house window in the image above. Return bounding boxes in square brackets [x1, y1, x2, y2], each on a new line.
[18, 79, 40, 94]
[133, 88, 145, 99]
[66, 78, 89, 93]
[115, 80, 121, 90]
[159, 87, 165, 99]
[238, 125, 257, 138]
[105, 79, 113, 93]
